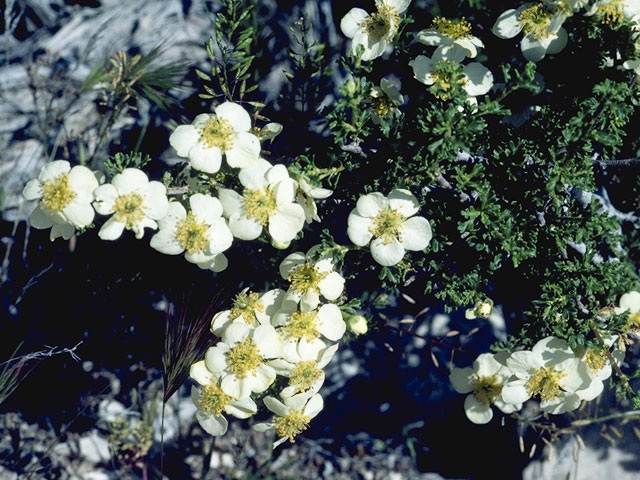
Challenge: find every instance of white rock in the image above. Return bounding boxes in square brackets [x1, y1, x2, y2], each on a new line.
[98, 399, 127, 423]
[83, 472, 111, 480]
[78, 431, 111, 464]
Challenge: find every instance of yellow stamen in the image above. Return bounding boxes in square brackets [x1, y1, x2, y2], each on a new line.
[288, 262, 329, 295]
[369, 206, 405, 244]
[525, 367, 567, 401]
[226, 338, 262, 379]
[431, 17, 472, 40]
[41, 174, 76, 212]
[199, 382, 232, 417]
[199, 117, 235, 151]
[274, 409, 311, 442]
[518, 4, 553, 40]
[113, 192, 146, 228]
[361, 3, 400, 42]
[175, 213, 209, 254]
[471, 374, 503, 405]
[229, 290, 265, 325]
[584, 349, 607, 373]
[243, 189, 277, 226]
[290, 360, 323, 393]
[284, 311, 320, 341]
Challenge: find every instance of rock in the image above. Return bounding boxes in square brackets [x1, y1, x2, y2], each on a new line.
[78, 431, 111, 464]
[97, 399, 127, 423]
[82, 472, 111, 480]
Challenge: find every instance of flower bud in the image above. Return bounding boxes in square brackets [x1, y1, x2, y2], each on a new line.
[465, 299, 493, 320]
[271, 238, 291, 250]
[347, 315, 368, 335]
[259, 122, 283, 141]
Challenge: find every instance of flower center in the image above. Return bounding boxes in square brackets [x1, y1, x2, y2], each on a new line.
[361, 3, 399, 42]
[371, 96, 395, 117]
[113, 192, 146, 228]
[226, 338, 262, 379]
[199, 117, 235, 151]
[199, 382, 232, 417]
[274, 409, 311, 442]
[290, 360, 323, 393]
[518, 4, 553, 40]
[427, 60, 468, 100]
[471, 373, 503, 405]
[431, 17, 472, 40]
[627, 312, 640, 329]
[584, 349, 607, 373]
[284, 311, 320, 341]
[525, 367, 567, 401]
[175, 213, 209, 254]
[595, 1, 626, 25]
[41, 174, 76, 212]
[229, 290, 264, 325]
[288, 262, 329, 295]
[369, 206, 405, 244]
[243, 188, 277, 226]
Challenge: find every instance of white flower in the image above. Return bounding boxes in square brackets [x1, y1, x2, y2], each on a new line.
[370, 77, 404, 124]
[575, 337, 624, 401]
[23, 160, 101, 241]
[294, 176, 332, 224]
[340, 0, 411, 61]
[253, 393, 324, 447]
[218, 159, 306, 243]
[409, 55, 494, 99]
[149, 194, 232, 272]
[93, 168, 169, 240]
[169, 102, 260, 173]
[346, 314, 369, 335]
[347, 189, 432, 266]
[269, 343, 339, 398]
[614, 290, 640, 329]
[416, 17, 484, 63]
[258, 122, 283, 141]
[492, 3, 569, 62]
[279, 246, 345, 310]
[211, 288, 285, 336]
[450, 353, 522, 424]
[623, 59, 640, 75]
[203, 322, 284, 398]
[189, 366, 257, 437]
[465, 299, 494, 320]
[586, 0, 640, 25]
[273, 303, 346, 362]
[502, 337, 591, 414]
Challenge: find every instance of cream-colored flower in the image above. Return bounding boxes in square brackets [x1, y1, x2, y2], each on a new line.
[149, 193, 232, 272]
[614, 290, 640, 329]
[279, 246, 345, 310]
[409, 55, 494, 99]
[502, 337, 592, 414]
[23, 160, 101, 241]
[492, 3, 569, 62]
[450, 353, 521, 424]
[218, 159, 305, 243]
[586, 0, 640, 25]
[169, 102, 260, 173]
[294, 176, 332, 224]
[347, 189, 432, 266]
[273, 303, 346, 363]
[465, 299, 494, 320]
[574, 336, 624, 401]
[370, 77, 404, 124]
[203, 322, 284, 399]
[211, 288, 285, 336]
[416, 17, 484, 63]
[93, 168, 169, 240]
[253, 393, 324, 447]
[340, 0, 411, 61]
[189, 366, 257, 437]
[269, 343, 339, 399]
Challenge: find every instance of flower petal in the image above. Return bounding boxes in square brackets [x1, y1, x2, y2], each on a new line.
[464, 394, 493, 424]
[357, 192, 387, 217]
[449, 367, 474, 394]
[340, 8, 368, 38]
[318, 272, 345, 301]
[188, 143, 222, 174]
[190, 360, 214, 386]
[400, 216, 432, 251]
[492, 9, 522, 39]
[112, 168, 148, 195]
[316, 304, 346, 341]
[253, 325, 284, 358]
[29, 206, 54, 230]
[170, 124, 199, 157]
[347, 211, 374, 246]
[196, 410, 228, 436]
[226, 132, 260, 168]
[501, 379, 531, 404]
[215, 102, 252, 132]
[370, 237, 405, 266]
[98, 217, 125, 241]
[268, 204, 305, 243]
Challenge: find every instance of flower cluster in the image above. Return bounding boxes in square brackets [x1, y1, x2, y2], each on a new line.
[190, 246, 347, 446]
[22, 103, 333, 271]
[450, 335, 624, 424]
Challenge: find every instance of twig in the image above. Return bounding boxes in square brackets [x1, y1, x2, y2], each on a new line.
[590, 320, 634, 396]
[167, 186, 190, 196]
[385, 324, 470, 355]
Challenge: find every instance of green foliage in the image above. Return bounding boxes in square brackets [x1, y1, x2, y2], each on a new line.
[199, 0, 259, 101]
[104, 152, 152, 176]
